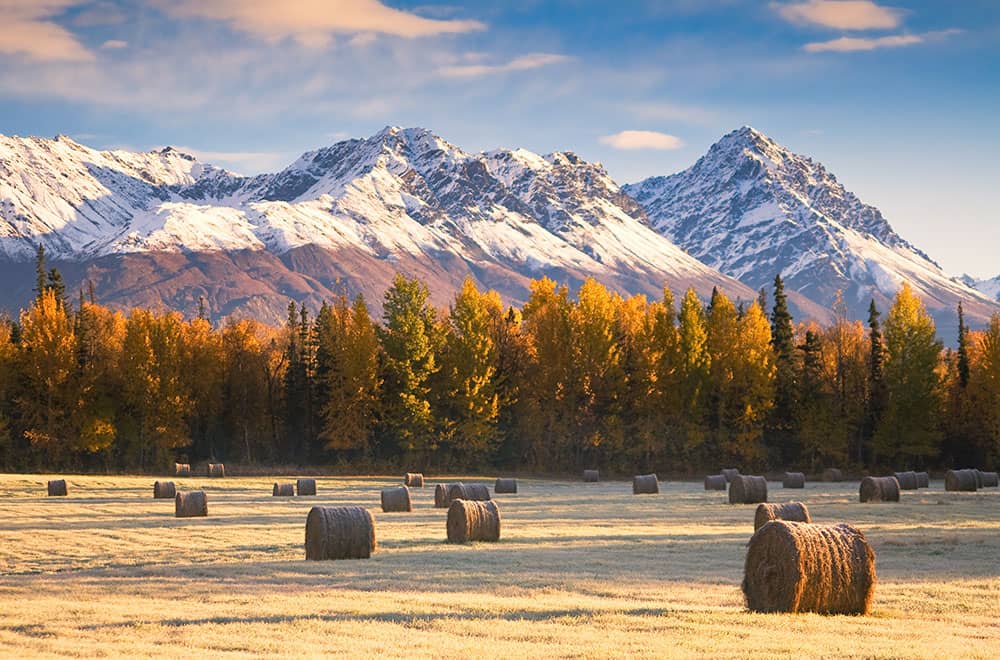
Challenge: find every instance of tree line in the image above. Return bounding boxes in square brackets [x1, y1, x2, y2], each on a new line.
[0, 246, 997, 474]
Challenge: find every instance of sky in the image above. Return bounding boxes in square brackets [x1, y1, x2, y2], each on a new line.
[0, 0, 997, 277]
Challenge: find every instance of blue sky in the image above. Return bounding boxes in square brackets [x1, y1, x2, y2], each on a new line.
[1, 0, 997, 277]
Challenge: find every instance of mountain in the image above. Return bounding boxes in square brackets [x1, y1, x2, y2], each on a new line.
[0, 128, 756, 323]
[960, 274, 1000, 303]
[624, 126, 999, 332]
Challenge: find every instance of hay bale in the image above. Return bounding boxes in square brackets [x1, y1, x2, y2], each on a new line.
[175, 463, 191, 477]
[754, 502, 812, 531]
[494, 478, 518, 494]
[729, 475, 768, 504]
[297, 478, 317, 496]
[404, 472, 424, 487]
[944, 469, 978, 492]
[273, 482, 295, 497]
[153, 481, 176, 499]
[175, 490, 208, 517]
[583, 469, 600, 482]
[208, 463, 225, 478]
[782, 472, 805, 489]
[721, 468, 740, 483]
[704, 474, 727, 490]
[446, 499, 501, 543]
[822, 468, 844, 482]
[381, 486, 412, 513]
[978, 471, 999, 488]
[304, 506, 375, 560]
[434, 483, 450, 508]
[445, 483, 491, 506]
[742, 520, 876, 615]
[632, 474, 659, 494]
[47, 479, 67, 497]
[915, 471, 929, 488]
[894, 471, 918, 490]
[859, 476, 900, 502]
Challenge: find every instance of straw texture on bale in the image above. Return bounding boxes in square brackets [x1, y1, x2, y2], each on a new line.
[721, 468, 740, 483]
[47, 479, 67, 496]
[446, 499, 501, 543]
[153, 481, 176, 499]
[273, 482, 295, 497]
[916, 471, 929, 488]
[380, 486, 412, 513]
[632, 474, 659, 494]
[978, 471, 999, 487]
[704, 474, 728, 490]
[583, 469, 599, 482]
[296, 478, 317, 496]
[175, 463, 191, 477]
[859, 476, 900, 502]
[742, 520, 876, 615]
[822, 468, 844, 482]
[175, 490, 208, 518]
[494, 478, 517, 494]
[944, 469, 978, 492]
[208, 463, 225, 478]
[445, 483, 491, 506]
[304, 506, 375, 560]
[729, 475, 768, 504]
[404, 472, 424, 487]
[782, 472, 805, 489]
[894, 471, 918, 490]
[434, 483, 450, 508]
[754, 502, 812, 531]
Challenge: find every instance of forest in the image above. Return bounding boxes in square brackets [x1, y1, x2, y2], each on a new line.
[0, 247, 998, 475]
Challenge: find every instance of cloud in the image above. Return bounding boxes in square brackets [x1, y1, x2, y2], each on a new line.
[437, 53, 572, 78]
[804, 29, 959, 52]
[101, 40, 128, 50]
[772, 1, 903, 30]
[628, 101, 717, 126]
[159, 0, 484, 49]
[0, 0, 94, 62]
[173, 146, 294, 174]
[599, 130, 684, 151]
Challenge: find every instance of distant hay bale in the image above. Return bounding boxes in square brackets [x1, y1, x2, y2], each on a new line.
[446, 499, 501, 543]
[47, 479, 67, 497]
[175, 490, 208, 518]
[273, 483, 295, 497]
[445, 483, 491, 506]
[782, 472, 805, 489]
[822, 468, 844, 482]
[494, 478, 518, 494]
[296, 478, 317, 496]
[704, 474, 727, 490]
[434, 483, 450, 508]
[721, 468, 740, 483]
[583, 469, 600, 482]
[859, 476, 900, 502]
[729, 475, 768, 504]
[915, 472, 929, 488]
[208, 463, 225, 478]
[304, 506, 375, 560]
[944, 469, 978, 492]
[894, 471, 918, 490]
[404, 472, 424, 487]
[742, 520, 876, 615]
[632, 474, 659, 495]
[381, 486, 412, 513]
[754, 502, 812, 531]
[153, 481, 176, 499]
[978, 471, 999, 488]
[175, 463, 191, 477]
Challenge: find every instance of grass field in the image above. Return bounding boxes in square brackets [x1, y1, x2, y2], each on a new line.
[0, 474, 997, 658]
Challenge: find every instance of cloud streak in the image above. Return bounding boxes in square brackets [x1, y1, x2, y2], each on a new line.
[804, 29, 959, 52]
[0, 0, 94, 62]
[772, 0, 903, 30]
[437, 53, 572, 78]
[599, 130, 684, 151]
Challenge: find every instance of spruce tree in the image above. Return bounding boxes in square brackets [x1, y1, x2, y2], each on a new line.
[864, 299, 887, 463]
[957, 301, 970, 388]
[768, 274, 799, 465]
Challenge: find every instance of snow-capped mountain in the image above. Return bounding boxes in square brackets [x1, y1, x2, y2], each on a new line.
[960, 274, 1000, 303]
[624, 126, 998, 330]
[0, 128, 755, 322]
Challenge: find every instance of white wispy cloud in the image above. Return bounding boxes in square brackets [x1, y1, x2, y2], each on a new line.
[101, 40, 128, 50]
[772, 0, 903, 30]
[0, 0, 94, 62]
[173, 146, 294, 174]
[804, 29, 959, 52]
[599, 130, 684, 151]
[628, 101, 717, 126]
[437, 53, 572, 78]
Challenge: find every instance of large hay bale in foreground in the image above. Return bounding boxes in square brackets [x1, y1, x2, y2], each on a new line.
[304, 506, 375, 560]
[944, 469, 978, 492]
[704, 474, 727, 491]
[47, 479, 67, 497]
[894, 471, 918, 490]
[721, 468, 740, 483]
[447, 499, 501, 543]
[434, 483, 450, 508]
[729, 475, 768, 504]
[632, 474, 659, 495]
[404, 472, 424, 487]
[754, 502, 812, 531]
[296, 478, 317, 496]
[153, 481, 176, 499]
[175, 463, 191, 477]
[915, 471, 929, 488]
[494, 478, 517, 494]
[859, 476, 900, 502]
[822, 468, 844, 482]
[208, 463, 225, 478]
[381, 486, 412, 512]
[583, 469, 600, 482]
[978, 471, 999, 488]
[782, 472, 805, 489]
[742, 520, 876, 615]
[273, 483, 295, 497]
[446, 483, 491, 506]
[175, 490, 208, 518]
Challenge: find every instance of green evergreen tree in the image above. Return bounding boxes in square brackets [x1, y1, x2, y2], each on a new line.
[957, 301, 970, 388]
[767, 274, 799, 465]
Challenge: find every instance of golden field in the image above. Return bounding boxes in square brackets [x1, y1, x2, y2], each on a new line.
[0, 474, 997, 658]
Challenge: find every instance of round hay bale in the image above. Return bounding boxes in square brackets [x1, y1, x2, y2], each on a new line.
[893, 471, 918, 490]
[729, 475, 768, 504]
[632, 474, 659, 495]
[304, 506, 375, 560]
[47, 479, 67, 497]
[446, 499, 501, 543]
[175, 463, 191, 477]
[742, 520, 876, 615]
[381, 486, 412, 513]
[273, 482, 295, 497]
[494, 478, 518, 494]
[721, 468, 740, 483]
[704, 474, 727, 491]
[445, 483, 491, 506]
[404, 472, 424, 487]
[434, 483, 450, 508]
[175, 490, 208, 518]
[782, 472, 806, 489]
[208, 463, 225, 478]
[944, 469, 978, 492]
[296, 478, 317, 496]
[583, 469, 600, 482]
[915, 471, 929, 488]
[153, 481, 176, 499]
[859, 476, 900, 502]
[754, 502, 812, 531]
[822, 468, 844, 482]
[977, 471, 999, 488]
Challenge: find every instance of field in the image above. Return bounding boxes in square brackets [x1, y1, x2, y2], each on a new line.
[0, 474, 998, 658]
